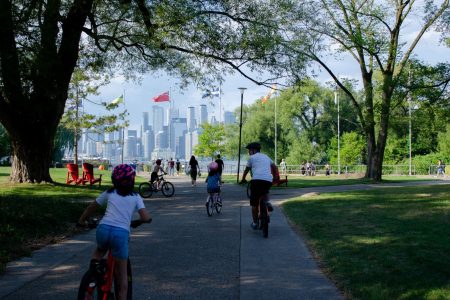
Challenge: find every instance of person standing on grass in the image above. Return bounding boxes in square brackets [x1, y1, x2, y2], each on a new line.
[280, 158, 286, 175]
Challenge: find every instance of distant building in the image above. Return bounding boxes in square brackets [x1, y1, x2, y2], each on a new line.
[187, 106, 196, 132]
[224, 111, 236, 125]
[199, 104, 208, 125]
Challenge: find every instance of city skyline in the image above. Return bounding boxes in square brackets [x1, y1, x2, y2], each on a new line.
[74, 102, 236, 163]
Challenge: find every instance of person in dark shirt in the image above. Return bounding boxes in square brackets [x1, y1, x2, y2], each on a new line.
[215, 154, 225, 182]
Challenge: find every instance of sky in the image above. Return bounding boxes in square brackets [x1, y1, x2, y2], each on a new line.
[86, 28, 449, 131]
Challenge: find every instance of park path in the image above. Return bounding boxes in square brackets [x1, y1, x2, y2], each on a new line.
[3, 177, 446, 299]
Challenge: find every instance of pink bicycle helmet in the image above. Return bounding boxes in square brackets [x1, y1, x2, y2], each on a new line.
[209, 161, 219, 171]
[112, 164, 136, 187]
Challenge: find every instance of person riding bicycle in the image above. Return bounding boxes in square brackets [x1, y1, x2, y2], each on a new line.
[239, 142, 274, 230]
[205, 161, 222, 206]
[77, 164, 151, 300]
[151, 159, 166, 190]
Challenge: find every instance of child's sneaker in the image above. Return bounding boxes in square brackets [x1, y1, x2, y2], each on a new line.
[250, 222, 258, 230]
[266, 202, 274, 212]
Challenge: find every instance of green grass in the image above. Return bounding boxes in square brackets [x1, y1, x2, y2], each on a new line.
[221, 174, 435, 188]
[0, 166, 149, 273]
[282, 185, 450, 300]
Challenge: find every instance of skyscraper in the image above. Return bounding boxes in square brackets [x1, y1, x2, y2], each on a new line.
[152, 105, 164, 134]
[142, 112, 150, 132]
[199, 104, 208, 125]
[187, 106, 196, 132]
[142, 128, 154, 160]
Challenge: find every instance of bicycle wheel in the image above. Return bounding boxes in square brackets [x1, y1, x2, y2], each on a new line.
[114, 258, 132, 300]
[138, 182, 153, 198]
[215, 194, 222, 214]
[260, 203, 269, 238]
[161, 181, 175, 197]
[77, 270, 104, 300]
[246, 181, 251, 199]
[206, 196, 214, 216]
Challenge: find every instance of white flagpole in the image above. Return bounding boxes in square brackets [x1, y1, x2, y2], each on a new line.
[169, 87, 172, 151]
[121, 89, 126, 164]
[219, 83, 222, 124]
[274, 94, 277, 166]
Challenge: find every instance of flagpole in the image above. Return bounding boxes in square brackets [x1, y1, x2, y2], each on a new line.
[121, 89, 125, 164]
[169, 87, 172, 151]
[219, 83, 222, 124]
[274, 95, 277, 166]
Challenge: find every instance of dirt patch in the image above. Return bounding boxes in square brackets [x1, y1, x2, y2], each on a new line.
[301, 192, 321, 197]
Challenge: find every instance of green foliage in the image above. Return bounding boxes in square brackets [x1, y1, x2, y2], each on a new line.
[195, 123, 226, 159]
[222, 123, 240, 159]
[286, 133, 325, 165]
[59, 68, 126, 163]
[52, 126, 74, 164]
[383, 132, 408, 164]
[0, 124, 10, 159]
[328, 132, 365, 166]
[437, 124, 450, 159]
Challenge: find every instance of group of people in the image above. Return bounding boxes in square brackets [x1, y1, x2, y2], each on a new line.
[300, 161, 316, 176]
[77, 142, 274, 299]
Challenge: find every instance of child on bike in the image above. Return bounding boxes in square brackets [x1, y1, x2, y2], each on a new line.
[205, 161, 222, 206]
[151, 159, 166, 190]
[78, 164, 151, 300]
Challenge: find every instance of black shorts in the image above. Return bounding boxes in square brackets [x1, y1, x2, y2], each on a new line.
[150, 172, 158, 183]
[249, 180, 272, 207]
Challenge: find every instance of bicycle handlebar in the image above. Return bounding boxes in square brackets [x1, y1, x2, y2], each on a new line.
[76, 218, 152, 229]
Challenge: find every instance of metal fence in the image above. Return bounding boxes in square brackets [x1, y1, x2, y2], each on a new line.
[135, 162, 447, 177]
[220, 164, 423, 176]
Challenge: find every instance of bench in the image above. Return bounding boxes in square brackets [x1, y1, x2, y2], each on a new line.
[272, 165, 288, 187]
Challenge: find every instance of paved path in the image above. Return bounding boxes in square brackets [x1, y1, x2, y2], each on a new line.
[1, 178, 447, 299]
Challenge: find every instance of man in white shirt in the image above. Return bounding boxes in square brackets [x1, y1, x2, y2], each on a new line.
[240, 142, 275, 230]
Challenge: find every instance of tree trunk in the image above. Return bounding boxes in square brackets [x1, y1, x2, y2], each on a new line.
[8, 113, 59, 183]
[0, 0, 94, 183]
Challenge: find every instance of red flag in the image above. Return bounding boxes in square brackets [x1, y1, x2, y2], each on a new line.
[261, 84, 277, 104]
[152, 91, 170, 102]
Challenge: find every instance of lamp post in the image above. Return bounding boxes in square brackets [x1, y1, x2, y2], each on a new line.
[237, 87, 247, 183]
[334, 90, 341, 175]
[408, 70, 413, 176]
[408, 96, 412, 176]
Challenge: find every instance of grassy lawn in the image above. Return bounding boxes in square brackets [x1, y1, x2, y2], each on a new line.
[0, 166, 150, 273]
[282, 185, 450, 300]
[222, 173, 435, 188]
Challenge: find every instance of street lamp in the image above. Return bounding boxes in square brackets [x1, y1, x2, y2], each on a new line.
[408, 95, 412, 175]
[334, 90, 341, 175]
[237, 87, 247, 183]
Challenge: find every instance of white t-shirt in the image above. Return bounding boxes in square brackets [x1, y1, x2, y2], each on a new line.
[96, 190, 146, 232]
[246, 152, 273, 182]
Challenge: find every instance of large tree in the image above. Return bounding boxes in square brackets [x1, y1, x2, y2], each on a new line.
[0, 0, 288, 183]
[283, 0, 449, 181]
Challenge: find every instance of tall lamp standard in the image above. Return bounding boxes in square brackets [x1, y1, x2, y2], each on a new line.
[237, 87, 247, 183]
[334, 90, 341, 175]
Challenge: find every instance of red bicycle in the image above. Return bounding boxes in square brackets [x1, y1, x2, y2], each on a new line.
[77, 219, 148, 300]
